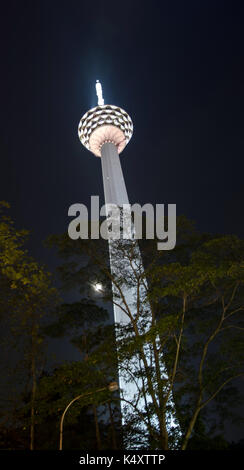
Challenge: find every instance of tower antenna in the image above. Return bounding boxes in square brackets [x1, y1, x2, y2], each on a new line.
[95, 79, 104, 106]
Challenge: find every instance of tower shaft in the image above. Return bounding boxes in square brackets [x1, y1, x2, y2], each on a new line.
[101, 142, 129, 206]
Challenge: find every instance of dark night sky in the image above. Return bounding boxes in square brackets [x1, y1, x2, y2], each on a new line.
[0, 0, 244, 442]
[1, 0, 244, 265]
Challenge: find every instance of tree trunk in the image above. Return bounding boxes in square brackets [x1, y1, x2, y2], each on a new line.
[159, 415, 168, 450]
[181, 407, 201, 450]
[108, 401, 117, 449]
[92, 404, 102, 450]
[30, 351, 37, 450]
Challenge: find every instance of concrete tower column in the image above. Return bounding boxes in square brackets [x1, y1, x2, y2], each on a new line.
[100, 142, 129, 206]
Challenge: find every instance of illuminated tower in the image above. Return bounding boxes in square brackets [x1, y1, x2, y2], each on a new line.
[78, 81, 133, 209]
[78, 82, 179, 447]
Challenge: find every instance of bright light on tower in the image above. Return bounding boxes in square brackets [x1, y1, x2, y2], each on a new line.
[95, 79, 104, 106]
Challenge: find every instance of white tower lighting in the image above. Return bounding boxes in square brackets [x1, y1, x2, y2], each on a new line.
[95, 79, 104, 106]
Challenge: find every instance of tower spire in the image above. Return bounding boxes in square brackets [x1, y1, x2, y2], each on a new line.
[95, 79, 104, 106]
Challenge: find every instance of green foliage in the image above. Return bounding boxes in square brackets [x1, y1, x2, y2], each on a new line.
[0, 202, 59, 449]
[1, 207, 243, 450]
[44, 218, 244, 449]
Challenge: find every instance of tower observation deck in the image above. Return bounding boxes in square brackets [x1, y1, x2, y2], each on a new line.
[78, 97, 133, 206]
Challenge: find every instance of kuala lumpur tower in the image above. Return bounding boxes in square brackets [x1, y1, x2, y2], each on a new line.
[78, 81, 132, 207]
[78, 81, 179, 447]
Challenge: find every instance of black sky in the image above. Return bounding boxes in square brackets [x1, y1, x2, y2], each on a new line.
[1, 0, 244, 264]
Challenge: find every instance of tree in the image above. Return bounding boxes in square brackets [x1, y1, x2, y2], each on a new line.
[186, 415, 230, 450]
[13, 263, 58, 450]
[42, 300, 121, 450]
[0, 201, 29, 320]
[0, 202, 58, 449]
[47, 218, 244, 449]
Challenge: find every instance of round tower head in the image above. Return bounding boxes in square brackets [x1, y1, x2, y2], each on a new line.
[78, 104, 133, 157]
